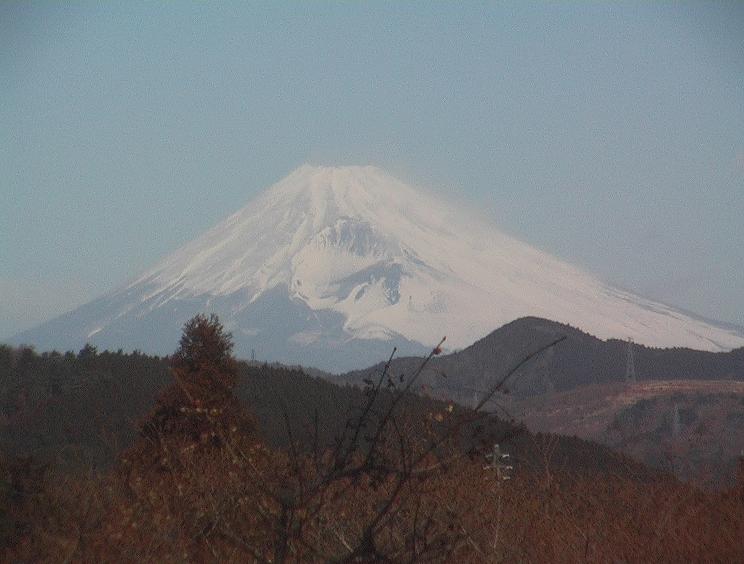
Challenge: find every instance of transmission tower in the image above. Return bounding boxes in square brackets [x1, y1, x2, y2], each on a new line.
[671, 403, 681, 438]
[625, 338, 636, 384]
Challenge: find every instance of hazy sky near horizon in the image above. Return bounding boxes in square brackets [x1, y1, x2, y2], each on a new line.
[2, 2, 744, 338]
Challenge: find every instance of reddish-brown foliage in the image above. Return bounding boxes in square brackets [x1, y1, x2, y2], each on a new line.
[1, 317, 742, 562]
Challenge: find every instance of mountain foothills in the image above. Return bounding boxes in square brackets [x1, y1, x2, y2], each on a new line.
[11, 165, 744, 371]
[0, 340, 638, 479]
[339, 317, 744, 485]
[2, 324, 744, 561]
[339, 317, 744, 401]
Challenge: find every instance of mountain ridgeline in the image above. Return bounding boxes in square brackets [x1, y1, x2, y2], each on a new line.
[0, 341, 649, 481]
[339, 317, 744, 405]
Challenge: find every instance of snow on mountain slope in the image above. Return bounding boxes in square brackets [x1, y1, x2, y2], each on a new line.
[127, 165, 744, 351]
[11, 165, 744, 370]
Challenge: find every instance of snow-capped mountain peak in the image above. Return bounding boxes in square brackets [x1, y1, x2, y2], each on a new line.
[13, 165, 744, 371]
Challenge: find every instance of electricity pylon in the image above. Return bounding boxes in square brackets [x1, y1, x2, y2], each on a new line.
[672, 403, 681, 438]
[625, 338, 637, 384]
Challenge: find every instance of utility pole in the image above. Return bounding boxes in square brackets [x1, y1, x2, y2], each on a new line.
[484, 443, 513, 481]
[484, 443, 512, 551]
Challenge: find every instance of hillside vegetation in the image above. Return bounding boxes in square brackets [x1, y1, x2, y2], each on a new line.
[340, 317, 744, 486]
[509, 380, 744, 487]
[1, 318, 743, 561]
[340, 317, 744, 401]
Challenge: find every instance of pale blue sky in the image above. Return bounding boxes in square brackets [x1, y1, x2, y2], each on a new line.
[2, 2, 743, 338]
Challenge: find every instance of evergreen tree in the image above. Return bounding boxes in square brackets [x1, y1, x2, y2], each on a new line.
[142, 314, 252, 445]
[171, 313, 237, 406]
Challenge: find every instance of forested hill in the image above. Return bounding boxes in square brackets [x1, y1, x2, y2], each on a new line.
[0, 343, 655, 482]
[338, 317, 744, 405]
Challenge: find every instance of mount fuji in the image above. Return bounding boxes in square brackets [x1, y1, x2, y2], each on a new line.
[12, 165, 744, 371]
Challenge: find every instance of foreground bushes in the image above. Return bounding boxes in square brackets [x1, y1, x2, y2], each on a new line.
[3, 444, 743, 562]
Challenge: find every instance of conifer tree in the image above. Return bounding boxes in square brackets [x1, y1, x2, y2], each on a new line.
[171, 313, 237, 406]
[142, 314, 252, 445]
